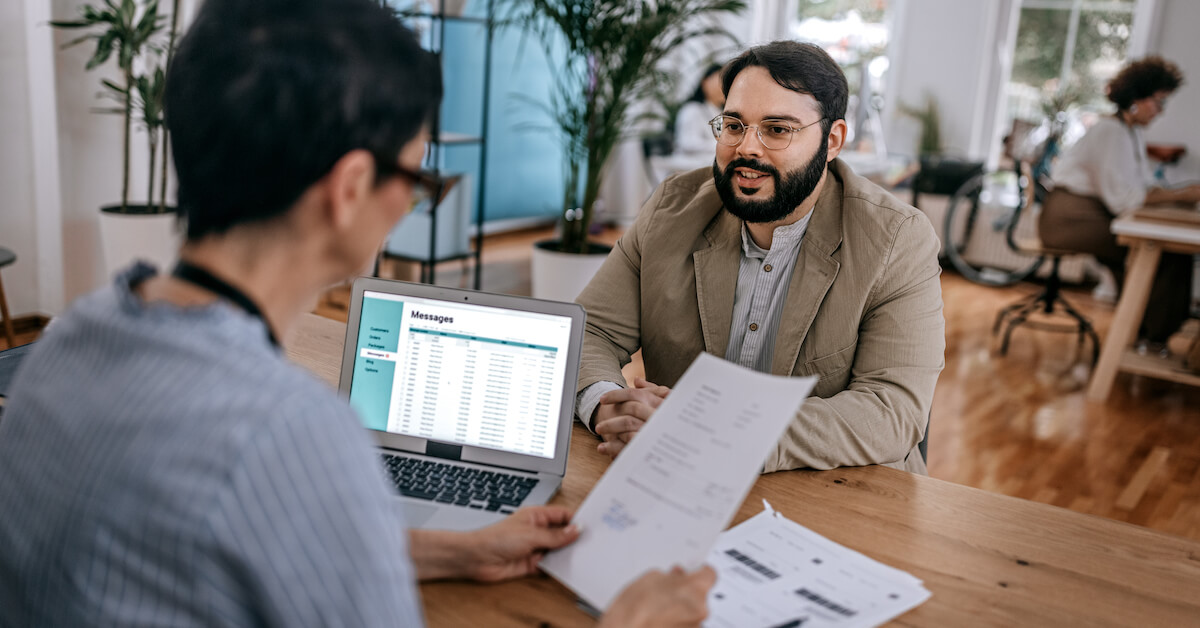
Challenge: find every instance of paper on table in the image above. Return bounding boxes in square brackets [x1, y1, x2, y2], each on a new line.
[540, 352, 815, 610]
[704, 501, 931, 628]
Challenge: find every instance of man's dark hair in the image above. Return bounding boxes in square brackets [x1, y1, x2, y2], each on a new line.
[1106, 56, 1184, 111]
[166, 0, 442, 241]
[721, 41, 847, 137]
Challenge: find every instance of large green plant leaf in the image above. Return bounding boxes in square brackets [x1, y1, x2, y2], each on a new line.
[500, 0, 746, 252]
[51, 0, 170, 211]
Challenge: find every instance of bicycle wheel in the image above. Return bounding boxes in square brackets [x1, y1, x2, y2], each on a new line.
[942, 171, 1043, 286]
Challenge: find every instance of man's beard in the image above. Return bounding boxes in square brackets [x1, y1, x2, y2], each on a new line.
[712, 140, 828, 224]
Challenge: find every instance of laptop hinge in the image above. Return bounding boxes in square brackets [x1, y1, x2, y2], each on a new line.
[425, 441, 462, 461]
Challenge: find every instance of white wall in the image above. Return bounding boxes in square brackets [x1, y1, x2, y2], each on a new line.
[53, 0, 160, 304]
[1144, 0, 1200, 180]
[0, 0, 39, 316]
[886, 0, 1004, 159]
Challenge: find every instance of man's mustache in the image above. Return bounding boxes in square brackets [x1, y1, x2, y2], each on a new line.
[723, 158, 780, 180]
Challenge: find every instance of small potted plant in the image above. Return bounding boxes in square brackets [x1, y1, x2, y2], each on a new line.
[52, 0, 183, 276]
[503, 0, 745, 301]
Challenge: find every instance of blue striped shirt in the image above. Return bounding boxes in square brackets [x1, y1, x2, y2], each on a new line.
[0, 264, 423, 626]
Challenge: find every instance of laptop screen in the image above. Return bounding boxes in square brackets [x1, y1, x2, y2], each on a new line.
[347, 290, 574, 459]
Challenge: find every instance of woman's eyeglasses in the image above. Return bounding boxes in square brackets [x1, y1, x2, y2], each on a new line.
[374, 156, 447, 210]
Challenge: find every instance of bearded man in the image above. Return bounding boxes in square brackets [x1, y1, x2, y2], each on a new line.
[575, 41, 945, 474]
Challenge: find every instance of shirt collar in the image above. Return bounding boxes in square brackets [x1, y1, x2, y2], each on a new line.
[739, 208, 815, 258]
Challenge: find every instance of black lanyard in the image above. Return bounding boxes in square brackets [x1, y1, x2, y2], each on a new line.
[171, 260, 280, 348]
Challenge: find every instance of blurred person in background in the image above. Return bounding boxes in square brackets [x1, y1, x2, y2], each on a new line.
[1040, 56, 1200, 348]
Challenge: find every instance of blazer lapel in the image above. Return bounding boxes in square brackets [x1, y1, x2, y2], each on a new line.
[693, 209, 741, 358]
[770, 173, 844, 375]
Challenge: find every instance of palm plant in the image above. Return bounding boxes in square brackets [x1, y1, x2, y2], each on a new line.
[51, 0, 170, 214]
[504, 0, 746, 254]
[133, 67, 166, 210]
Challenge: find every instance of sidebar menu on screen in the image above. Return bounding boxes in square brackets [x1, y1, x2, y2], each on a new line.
[348, 296, 404, 431]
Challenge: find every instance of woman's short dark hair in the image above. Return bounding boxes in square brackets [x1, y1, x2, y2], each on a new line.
[166, 0, 442, 241]
[1106, 56, 1184, 111]
[688, 63, 725, 103]
[721, 41, 847, 137]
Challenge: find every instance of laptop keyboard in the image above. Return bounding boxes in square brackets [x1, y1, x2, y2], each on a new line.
[380, 453, 539, 514]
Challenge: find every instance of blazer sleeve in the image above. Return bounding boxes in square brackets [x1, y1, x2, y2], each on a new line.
[764, 213, 945, 472]
[574, 180, 669, 397]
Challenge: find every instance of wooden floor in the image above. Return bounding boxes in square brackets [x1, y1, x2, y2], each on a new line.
[317, 225, 1200, 542]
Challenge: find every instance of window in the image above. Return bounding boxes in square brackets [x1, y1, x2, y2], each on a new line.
[793, 0, 892, 155]
[1006, 0, 1138, 136]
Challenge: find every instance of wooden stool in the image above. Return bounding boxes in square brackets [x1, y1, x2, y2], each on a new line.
[0, 247, 15, 347]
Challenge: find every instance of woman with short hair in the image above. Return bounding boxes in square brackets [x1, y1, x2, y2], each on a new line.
[1040, 56, 1200, 346]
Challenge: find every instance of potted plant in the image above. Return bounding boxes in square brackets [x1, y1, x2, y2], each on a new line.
[503, 0, 745, 301]
[52, 0, 183, 276]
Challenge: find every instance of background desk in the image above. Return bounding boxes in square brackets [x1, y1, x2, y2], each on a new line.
[290, 313, 1200, 626]
[1087, 211, 1200, 402]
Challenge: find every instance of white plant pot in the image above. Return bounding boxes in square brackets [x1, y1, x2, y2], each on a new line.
[99, 206, 182, 278]
[530, 240, 611, 303]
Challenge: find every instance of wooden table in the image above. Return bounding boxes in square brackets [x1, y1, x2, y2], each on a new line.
[290, 313, 1200, 626]
[1086, 210, 1200, 402]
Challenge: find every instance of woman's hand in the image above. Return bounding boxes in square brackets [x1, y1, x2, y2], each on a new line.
[409, 506, 580, 582]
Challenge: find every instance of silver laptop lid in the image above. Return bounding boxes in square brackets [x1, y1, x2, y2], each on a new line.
[338, 277, 585, 477]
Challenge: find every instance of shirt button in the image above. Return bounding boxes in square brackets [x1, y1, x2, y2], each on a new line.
[764, 264, 773, 272]
[749, 323, 759, 331]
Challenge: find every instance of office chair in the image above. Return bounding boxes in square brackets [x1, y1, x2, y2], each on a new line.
[992, 235, 1101, 366]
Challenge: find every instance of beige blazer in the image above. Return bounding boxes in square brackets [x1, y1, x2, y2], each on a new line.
[576, 159, 945, 474]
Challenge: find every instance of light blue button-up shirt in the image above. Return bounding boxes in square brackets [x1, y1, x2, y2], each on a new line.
[0, 264, 424, 626]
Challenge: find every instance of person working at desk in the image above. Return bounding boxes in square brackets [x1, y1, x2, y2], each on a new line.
[577, 42, 945, 474]
[1040, 56, 1200, 346]
[674, 63, 725, 155]
[0, 0, 713, 625]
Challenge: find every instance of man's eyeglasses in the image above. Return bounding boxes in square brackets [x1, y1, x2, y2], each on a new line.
[374, 156, 447, 211]
[708, 115, 827, 150]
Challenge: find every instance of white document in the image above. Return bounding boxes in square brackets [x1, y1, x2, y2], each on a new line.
[705, 501, 931, 628]
[540, 352, 816, 610]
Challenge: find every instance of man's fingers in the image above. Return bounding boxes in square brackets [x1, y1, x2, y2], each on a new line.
[633, 377, 671, 398]
[597, 439, 626, 457]
[599, 386, 664, 406]
[611, 400, 656, 421]
[594, 415, 644, 436]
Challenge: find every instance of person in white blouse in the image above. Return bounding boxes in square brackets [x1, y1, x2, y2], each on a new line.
[674, 64, 725, 155]
[1040, 56, 1200, 344]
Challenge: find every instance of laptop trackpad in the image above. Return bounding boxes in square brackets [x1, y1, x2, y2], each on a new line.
[402, 504, 439, 528]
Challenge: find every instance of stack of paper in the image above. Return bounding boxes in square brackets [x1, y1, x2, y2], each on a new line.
[540, 353, 817, 610]
[705, 501, 931, 628]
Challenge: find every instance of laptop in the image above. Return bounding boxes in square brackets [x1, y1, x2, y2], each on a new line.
[338, 277, 586, 531]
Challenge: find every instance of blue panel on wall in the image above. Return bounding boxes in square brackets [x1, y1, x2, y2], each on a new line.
[391, 0, 569, 223]
[439, 5, 565, 222]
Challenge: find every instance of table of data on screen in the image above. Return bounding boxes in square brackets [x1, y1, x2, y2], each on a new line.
[387, 328, 557, 458]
